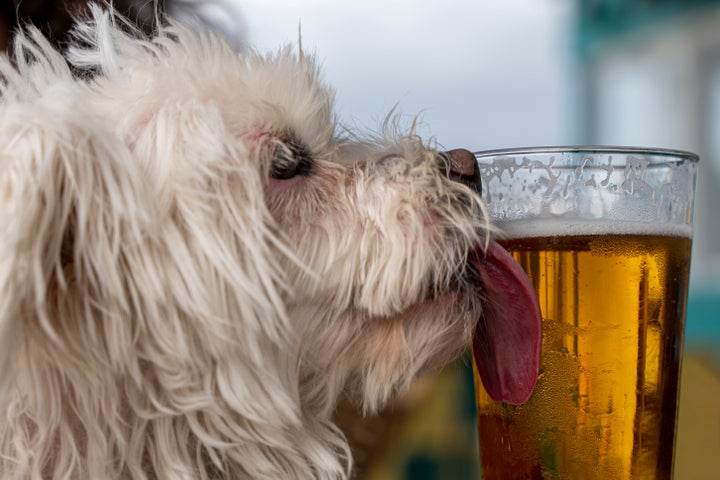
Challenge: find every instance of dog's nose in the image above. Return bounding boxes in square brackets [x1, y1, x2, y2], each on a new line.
[442, 149, 482, 195]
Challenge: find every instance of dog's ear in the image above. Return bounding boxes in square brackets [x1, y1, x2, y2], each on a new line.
[0, 29, 152, 394]
[126, 92, 299, 346]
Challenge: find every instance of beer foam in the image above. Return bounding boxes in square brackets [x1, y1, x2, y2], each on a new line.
[494, 219, 693, 239]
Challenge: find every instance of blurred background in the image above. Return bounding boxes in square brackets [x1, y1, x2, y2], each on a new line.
[2, 0, 718, 477]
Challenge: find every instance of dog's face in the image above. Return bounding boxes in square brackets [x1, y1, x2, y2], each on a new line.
[0, 9, 540, 478]
[267, 135, 488, 410]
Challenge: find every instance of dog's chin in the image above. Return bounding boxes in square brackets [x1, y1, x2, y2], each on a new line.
[401, 288, 480, 355]
[400, 249, 486, 343]
[353, 279, 481, 412]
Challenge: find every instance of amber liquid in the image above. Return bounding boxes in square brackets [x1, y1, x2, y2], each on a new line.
[474, 234, 692, 479]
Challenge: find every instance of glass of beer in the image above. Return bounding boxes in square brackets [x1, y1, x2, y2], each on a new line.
[472, 147, 698, 479]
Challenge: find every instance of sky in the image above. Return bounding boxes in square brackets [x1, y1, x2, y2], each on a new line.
[216, 0, 578, 151]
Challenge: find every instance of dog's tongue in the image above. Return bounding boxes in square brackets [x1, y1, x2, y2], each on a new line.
[471, 240, 542, 405]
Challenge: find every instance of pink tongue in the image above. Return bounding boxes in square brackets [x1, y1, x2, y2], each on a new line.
[471, 240, 542, 405]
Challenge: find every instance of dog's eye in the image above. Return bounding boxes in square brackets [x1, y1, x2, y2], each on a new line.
[270, 140, 312, 180]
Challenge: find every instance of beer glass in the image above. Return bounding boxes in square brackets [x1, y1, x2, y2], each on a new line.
[472, 147, 698, 479]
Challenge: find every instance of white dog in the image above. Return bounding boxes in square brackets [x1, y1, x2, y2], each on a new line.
[0, 7, 540, 479]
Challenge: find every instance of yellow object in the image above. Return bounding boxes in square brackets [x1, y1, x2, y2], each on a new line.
[675, 354, 720, 479]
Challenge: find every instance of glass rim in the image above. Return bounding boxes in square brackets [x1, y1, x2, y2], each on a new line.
[474, 145, 699, 163]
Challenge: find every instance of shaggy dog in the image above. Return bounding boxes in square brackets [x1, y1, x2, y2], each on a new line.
[0, 6, 540, 479]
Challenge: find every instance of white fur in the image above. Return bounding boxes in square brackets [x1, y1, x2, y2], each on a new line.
[0, 7, 489, 479]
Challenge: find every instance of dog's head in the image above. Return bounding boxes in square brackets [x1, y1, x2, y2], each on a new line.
[67, 8, 540, 408]
[0, 7, 540, 478]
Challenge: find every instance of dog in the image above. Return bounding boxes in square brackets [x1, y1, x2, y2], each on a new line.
[0, 6, 540, 478]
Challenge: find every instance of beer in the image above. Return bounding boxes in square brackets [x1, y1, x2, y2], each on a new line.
[474, 228, 692, 479]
